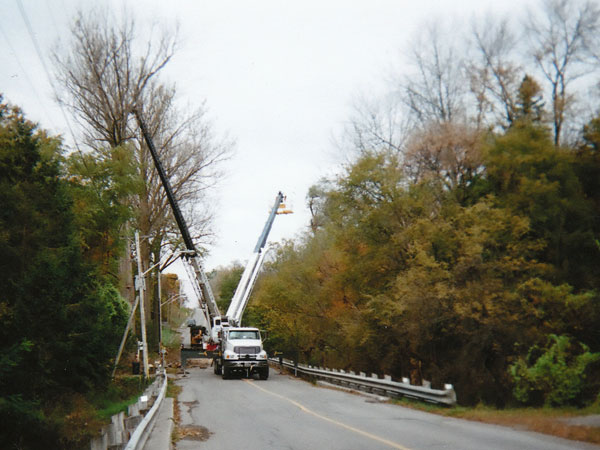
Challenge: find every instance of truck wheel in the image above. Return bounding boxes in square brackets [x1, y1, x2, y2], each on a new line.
[222, 367, 230, 379]
[259, 367, 269, 380]
[214, 361, 222, 375]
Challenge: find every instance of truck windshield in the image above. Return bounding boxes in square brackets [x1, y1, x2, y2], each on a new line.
[229, 330, 259, 340]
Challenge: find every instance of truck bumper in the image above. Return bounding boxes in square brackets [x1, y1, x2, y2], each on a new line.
[223, 359, 268, 371]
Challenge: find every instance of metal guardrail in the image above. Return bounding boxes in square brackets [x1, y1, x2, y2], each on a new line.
[270, 358, 457, 406]
[124, 370, 168, 450]
[90, 370, 169, 450]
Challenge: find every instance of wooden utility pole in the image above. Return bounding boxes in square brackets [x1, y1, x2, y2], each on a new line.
[111, 295, 140, 379]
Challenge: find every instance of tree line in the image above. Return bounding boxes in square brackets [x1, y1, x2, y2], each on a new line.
[0, 97, 130, 448]
[249, 0, 600, 407]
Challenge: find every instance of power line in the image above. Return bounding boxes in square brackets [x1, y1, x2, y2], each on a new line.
[15, 0, 81, 152]
[0, 23, 57, 130]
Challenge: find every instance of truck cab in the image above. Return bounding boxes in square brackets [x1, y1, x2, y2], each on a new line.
[216, 327, 269, 379]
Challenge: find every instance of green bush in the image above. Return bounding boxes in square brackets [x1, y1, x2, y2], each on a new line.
[510, 334, 600, 406]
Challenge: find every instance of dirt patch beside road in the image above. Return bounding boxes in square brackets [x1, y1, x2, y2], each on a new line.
[179, 425, 213, 441]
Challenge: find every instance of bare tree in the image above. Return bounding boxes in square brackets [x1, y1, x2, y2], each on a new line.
[135, 84, 230, 259]
[400, 20, 467, 126]
[340, 20, 484, 197]
[468, 16, 523, 129]
[342, 93, 408, 156]
[341, 20, 470, 171]
[53, 8, 231, 345]
[526, 0, 600, 146]
[53, 10, 176, 148]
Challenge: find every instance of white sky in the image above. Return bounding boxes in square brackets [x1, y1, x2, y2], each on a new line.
[1, 0, 537, 286]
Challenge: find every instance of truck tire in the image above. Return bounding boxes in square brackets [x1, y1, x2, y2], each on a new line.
[214, 360, 222, 375]
[222, 367, 230, 379]
[259, 367, 269, 380]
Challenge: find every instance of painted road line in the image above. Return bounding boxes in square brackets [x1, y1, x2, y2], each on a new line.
[244, 379, 411, 450]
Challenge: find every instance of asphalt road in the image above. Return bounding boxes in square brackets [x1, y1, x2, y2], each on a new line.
[175, 366, 600, 450]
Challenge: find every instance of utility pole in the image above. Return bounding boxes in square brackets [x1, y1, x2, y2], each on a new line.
[157, 265, 162, 346]
[111, 295, 139, 379]
[135, 231, 150, 378]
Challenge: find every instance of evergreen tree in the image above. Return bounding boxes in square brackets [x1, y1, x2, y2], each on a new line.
[0, 99, 127, 449]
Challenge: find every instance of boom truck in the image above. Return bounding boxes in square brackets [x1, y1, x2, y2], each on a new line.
[212, 192, 291, 379]
[135, 110, 290, 379]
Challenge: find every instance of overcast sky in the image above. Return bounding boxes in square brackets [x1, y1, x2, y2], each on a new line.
[1, 0, 537, 290]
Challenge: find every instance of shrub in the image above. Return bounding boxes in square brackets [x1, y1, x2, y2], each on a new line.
[510, 334, 600, 406]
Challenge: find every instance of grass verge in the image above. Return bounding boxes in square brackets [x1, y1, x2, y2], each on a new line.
[47, 375, 150, 448]
[392, 397, 600, 444]
[94, 375, 150, 420]
[170, 378, 183, 445]
[172, 397, 182, 444]
[167, 377, 182, 399]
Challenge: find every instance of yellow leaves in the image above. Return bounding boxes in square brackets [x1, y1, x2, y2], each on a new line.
[517, 278, 570, 305]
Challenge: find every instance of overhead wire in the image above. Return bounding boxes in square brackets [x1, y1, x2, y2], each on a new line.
[15, 0, 82, 153]
[0, 23, 57, 130]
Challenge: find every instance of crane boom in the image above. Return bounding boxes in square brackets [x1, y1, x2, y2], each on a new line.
[226, 192, 285, 325]
[134, 110, 220, 326]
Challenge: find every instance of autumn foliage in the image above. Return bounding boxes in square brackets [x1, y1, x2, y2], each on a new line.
[250, 121, 600, 407]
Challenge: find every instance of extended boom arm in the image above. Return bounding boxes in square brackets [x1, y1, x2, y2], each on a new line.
[226, 192, 287, 325]
[134, 110, 220, 326]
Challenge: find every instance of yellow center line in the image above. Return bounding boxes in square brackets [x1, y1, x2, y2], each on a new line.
[244, 379, 411, 450]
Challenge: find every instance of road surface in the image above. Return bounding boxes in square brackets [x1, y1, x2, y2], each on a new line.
[175, 365, 600, 450]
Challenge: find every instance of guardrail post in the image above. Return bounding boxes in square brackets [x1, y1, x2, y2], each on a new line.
[445, 384, 457, 405]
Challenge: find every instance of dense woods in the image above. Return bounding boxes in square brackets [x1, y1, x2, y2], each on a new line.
[0, 99, 129, 448]
[251, 118, 600, 407]
[249, 0, 600, 407]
